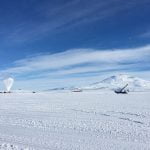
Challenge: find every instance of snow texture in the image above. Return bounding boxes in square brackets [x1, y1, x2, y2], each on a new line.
[0, 90, 150, 149]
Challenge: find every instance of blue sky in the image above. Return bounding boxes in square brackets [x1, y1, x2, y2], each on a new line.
[0, 0, 150, 90]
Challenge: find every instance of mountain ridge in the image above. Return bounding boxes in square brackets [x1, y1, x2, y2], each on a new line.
[82, 74, 150, 91]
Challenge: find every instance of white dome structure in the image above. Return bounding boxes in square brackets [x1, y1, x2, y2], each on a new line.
[3, 77, 14, 92]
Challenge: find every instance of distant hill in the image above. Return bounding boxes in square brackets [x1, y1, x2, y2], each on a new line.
[82, 74, 150, 91]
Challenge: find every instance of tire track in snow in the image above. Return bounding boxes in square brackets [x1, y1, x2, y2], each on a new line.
[70, 109, 149, 126]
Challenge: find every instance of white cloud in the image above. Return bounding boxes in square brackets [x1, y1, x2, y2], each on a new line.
[1, 45, 150, 73]
[0, 45, 150, 90]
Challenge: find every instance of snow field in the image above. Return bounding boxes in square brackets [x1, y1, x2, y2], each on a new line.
[0, 91, 150, 149]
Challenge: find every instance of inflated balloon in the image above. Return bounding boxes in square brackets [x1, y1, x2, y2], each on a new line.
[3, 77, 14, 92]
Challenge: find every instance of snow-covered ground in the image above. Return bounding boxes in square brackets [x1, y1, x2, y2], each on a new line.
[0, 90, 150, 150]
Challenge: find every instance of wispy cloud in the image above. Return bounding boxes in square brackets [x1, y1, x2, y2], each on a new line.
[140, 30, 150, 38]
[0, 45, 150, 90]
[3, 0, 149, 44]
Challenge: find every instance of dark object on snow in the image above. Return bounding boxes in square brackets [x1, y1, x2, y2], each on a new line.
[3, 91, 11, 93]
[32, 91, 36, 93]
[114, 84, 129, 94]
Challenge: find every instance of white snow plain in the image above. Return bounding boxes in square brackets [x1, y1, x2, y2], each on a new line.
[0, 90, 150, 150]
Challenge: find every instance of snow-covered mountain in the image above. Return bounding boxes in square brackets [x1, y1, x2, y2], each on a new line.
[82, 74, 150, 91]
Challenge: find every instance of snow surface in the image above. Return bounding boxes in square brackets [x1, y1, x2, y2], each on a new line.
[0, 91, 150, 150]
[82, 74, 150, 91]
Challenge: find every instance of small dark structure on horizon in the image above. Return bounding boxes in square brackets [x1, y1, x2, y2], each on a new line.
[0, 91, 12, 94]
[114, 84, 129, 94]
[4, 91, 11, 93]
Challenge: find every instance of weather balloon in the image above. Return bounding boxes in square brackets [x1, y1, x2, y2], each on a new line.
[3, 77, 14, 92]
